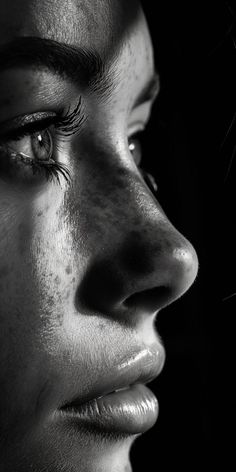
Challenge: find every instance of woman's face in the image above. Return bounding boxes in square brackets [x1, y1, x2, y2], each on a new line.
[0, 1, 198, 471]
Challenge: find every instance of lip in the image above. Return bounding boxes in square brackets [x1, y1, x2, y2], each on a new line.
[60, 345, 165, 435]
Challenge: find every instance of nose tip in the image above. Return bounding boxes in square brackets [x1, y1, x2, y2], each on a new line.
[167, 243, 199, 304]
[123, 239, 199, 313]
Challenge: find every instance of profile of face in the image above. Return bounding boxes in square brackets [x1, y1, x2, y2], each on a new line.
[0, 1, 198, 471]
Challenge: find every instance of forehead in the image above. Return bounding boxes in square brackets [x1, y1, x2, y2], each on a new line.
[0, 0, 154, 68]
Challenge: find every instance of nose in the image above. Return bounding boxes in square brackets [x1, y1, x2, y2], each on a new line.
[76, 167, 198, 323]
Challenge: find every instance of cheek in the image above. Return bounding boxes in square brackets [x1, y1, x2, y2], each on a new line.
[0, 188, 78, 429]
[0, 187, 76, 318]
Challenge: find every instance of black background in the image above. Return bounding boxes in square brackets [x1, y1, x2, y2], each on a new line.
[130, 1, 235, 470]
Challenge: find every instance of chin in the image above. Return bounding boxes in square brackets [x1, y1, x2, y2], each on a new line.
[1, 426, 137, 472]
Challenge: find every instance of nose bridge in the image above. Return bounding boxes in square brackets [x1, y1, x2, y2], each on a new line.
[85, 138, 166, 240]
[87, 151, 191, 262]
[80, 137, 162, 243]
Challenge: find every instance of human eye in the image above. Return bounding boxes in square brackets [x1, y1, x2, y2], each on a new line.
[0, 98, 85, 187]
[128, 130, 158, 194]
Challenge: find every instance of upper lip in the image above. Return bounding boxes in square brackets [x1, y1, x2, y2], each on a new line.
[61, 344, 165, 409]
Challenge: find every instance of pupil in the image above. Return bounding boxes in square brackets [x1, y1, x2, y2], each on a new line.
[38, 134, 43, 145]
[33, 130, 52, 161]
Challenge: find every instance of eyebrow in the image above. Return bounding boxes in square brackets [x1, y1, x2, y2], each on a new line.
[0, 36, 114, 98]
[0, 36, 159, 107]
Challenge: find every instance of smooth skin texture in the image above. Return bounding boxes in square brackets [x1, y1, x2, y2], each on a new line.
[0, 1, 198, 471]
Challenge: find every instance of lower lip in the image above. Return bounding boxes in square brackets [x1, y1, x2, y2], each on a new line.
[60, 384, 158, 435]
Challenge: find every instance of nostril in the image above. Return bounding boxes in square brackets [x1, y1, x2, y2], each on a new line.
[123, 286, 170, 312]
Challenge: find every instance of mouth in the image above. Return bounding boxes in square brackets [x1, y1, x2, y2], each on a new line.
[59, 345, 165, 435]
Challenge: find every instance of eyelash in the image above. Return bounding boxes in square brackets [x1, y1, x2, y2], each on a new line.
[0, 97, 85, 186]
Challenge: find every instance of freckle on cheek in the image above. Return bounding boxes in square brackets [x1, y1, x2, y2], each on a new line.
[54, 275, 61, 285]
[65, 265, 72, 274]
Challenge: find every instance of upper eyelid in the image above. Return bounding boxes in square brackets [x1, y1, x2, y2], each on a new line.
[0, 99, 85, 140]
[129, 100, 154, 126]
[0, 108, 62, 130]
[128, 114, 152, 135]
[0, 115, 59, 141]
[0, 113, 59, 135]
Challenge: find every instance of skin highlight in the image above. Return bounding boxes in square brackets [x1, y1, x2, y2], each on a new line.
[0, 1, 198, 471]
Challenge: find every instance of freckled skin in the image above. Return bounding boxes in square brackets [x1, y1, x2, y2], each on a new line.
[0, 1, 198, 471]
